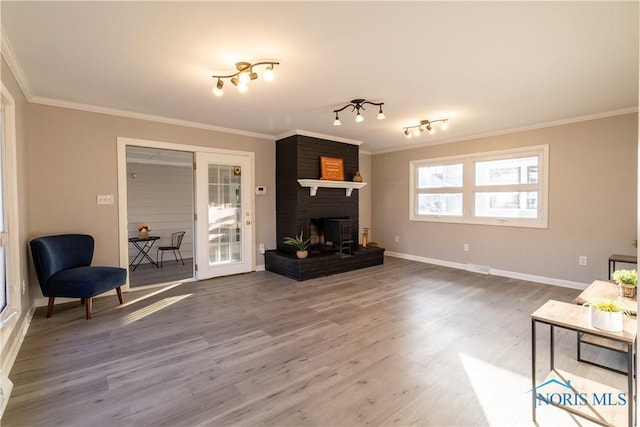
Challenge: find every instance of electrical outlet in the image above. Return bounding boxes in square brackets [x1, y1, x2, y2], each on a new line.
[395, 235, 400, 243]
[259, 243, 265, 254]
[579, 256, 588, 266]
[463, 243, 469, 252]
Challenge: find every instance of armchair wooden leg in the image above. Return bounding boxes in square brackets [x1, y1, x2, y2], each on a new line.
[85, 298, 92, 320]
[46, 297, 55, 318]
[116, 287, 124, 304]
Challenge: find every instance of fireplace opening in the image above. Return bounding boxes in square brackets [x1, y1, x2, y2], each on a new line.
[309, 218, 354, 256]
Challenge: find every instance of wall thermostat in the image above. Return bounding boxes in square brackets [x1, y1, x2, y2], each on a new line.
[255, 186, 267, 195]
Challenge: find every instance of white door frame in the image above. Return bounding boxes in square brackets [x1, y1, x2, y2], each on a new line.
[116, 137, 256, 290]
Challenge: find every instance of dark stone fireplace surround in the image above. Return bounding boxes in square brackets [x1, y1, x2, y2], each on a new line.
[265, 133, 384, 281]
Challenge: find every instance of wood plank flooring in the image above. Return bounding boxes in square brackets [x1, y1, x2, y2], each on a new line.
[2, 257, 629, 426]
[129, 257, 194, 287]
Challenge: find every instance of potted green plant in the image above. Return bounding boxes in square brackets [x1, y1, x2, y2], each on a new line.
[612, 269, 637, 298]
[584, 298, 628, 332]
[283, 232, 312, 259]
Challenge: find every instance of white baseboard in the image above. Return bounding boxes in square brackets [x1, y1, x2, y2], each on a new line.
[1, 304, 35, 374]
[0, 303, 35, 419]
[0, 371, 13, 420]
[384, 251, 588, 290]
[255, 264, 265, 272]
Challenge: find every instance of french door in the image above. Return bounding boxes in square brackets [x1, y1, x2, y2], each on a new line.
[195, 152, 253, 279]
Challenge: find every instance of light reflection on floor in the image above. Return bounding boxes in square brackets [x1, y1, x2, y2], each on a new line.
[119, 294, 192, 326]
[459, 352, 604, 426]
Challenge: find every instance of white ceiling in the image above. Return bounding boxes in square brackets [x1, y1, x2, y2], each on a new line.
[2, 1, 638, 154]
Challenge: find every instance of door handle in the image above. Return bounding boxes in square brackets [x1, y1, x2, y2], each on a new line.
[246, 220, 251, 225]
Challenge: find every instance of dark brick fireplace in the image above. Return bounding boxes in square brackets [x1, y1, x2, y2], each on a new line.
[265, 133, 384, 281]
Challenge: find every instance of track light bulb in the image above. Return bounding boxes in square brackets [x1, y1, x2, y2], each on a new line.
[377, 106, 385, 120]
[238, 81, 248, 92]
[213, 79, 224, 96]
[441, 121, 448, 130]
[355, 112, 364, 123]
[263, 66, 274, 81]
[412, 128, 421, 137]
[238, 71, 250, 84]
[333, 113, 341, 126]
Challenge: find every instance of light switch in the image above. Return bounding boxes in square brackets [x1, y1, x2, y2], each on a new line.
[255, 186, 267, 195]
[97, 194, 114, 205]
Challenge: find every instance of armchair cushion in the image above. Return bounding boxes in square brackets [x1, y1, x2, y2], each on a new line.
[46, 266, 126, 299]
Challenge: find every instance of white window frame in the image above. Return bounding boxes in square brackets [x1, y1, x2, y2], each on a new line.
[0, 83, 21, 334]
[410, 145, 549, 228]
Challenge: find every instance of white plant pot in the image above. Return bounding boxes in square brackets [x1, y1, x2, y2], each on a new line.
[589, 307, 623, 332]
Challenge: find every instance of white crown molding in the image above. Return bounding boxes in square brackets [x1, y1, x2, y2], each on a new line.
[372, 107, 639, 155]
[0, 26, 33, 100]
[275, 129, 362, 145]
[29, 95, 276, 141]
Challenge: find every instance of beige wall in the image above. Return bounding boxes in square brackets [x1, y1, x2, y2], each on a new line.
[372, 113, 638, 285]
[27, 104, 277, 272]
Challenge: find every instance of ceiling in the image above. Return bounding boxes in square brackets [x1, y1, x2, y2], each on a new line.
[2, 1, 638, 154]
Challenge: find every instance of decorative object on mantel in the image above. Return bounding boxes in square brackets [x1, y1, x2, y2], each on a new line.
[612, 269, 637, 298]
[403, 118, 449, 138]
[320, 156, 344, 181]
[352, 171, 363, 182]
[283, 232, 312, 259]
[211, 60, 279, 96]
[584, 298, 628, 332]
[362, 227, 369, 247]
[137, 224, 151, 238]
[333, 98, 385, 125]
[298, 179, 366, 197]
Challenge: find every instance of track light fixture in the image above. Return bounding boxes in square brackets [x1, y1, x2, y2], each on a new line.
[212, 61, 279, 96]
[403, 119, 449, 138]
[332, 99, 385, 126]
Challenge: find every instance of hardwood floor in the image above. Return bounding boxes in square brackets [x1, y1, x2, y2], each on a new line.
[2, 257, 629, 426]
[129, 257, 194, 287]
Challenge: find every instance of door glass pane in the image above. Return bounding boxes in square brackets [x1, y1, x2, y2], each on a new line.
[207, 164, 242, 265]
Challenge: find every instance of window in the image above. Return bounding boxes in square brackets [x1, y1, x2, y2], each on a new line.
[0, 83, 20, 332]
[410, 145, 548, 228]
[0, 105, 6, 314]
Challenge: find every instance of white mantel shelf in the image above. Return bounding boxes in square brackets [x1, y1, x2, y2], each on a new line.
[297, 179, 367, 197]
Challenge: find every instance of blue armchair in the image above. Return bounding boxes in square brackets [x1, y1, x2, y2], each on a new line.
[30, 234, 127, 319]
